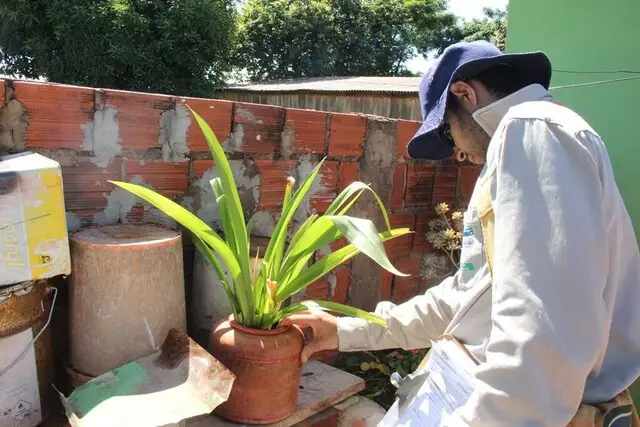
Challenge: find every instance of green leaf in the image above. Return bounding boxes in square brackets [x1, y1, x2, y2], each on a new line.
[271, 300, 387, 327]
[212, 178, 238, 260]
[188, 108, 255, 324]
[191, 233, 240, 318]
[280, 216, 340, 277]
[326, 181, 392, 231]
[283, 213, 318, 260]
[106, 181, 255, 321]
[263, 159, 325, 279]
[326, 216, 408, 276]
[276, 228, 411, 302]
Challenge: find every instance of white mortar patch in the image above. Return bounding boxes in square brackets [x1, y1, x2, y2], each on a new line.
[82, 106, 122, 168]
[160, 104, 191, 163]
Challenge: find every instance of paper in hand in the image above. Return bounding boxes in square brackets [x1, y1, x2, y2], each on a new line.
[378, 338, 477, 427]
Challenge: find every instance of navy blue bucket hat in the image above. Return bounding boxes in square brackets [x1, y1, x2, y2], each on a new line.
[407, 40, 552, 160]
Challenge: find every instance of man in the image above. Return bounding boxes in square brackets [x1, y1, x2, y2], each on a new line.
[283, 41, 640, 425]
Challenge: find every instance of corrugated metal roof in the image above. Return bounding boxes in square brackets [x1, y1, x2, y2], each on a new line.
[220, 76, 423, 93]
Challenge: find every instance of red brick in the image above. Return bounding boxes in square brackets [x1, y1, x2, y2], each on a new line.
[385, 213, 415, 259]
[311, 160, 339, 213]
[192, 159, 215, 178]
[0, 80, 5, 107]
[181, 97, 233, 151]
[432, 165, 458, 205]
[285, 108, 328, 154]
[390, 163, 406, 210]
[397, 120, 422, 157]
[315, 237, 350, 264]
[330, 237, 348, 252]
[255, 160, 297, 209]
[380, 270, 393, 300]
[125, 160, 189, 198]
[233, 103, 284, 154]
[103, 89, 173, 150]
[328, 113, 366, 157]
[413, 211, 439, 252]
[458, 165, 482, 203]
[62, 159, 122, 217]
[392, 255, 423, 302]
[306, 278, 331, 300]
[405, 163, 435, 207]
[332, 268, 351, 304]
[14, 82, 94, 150]
[338, 161, 359, 192]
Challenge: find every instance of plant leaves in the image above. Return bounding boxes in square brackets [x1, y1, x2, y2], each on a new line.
[263, 159, 324, 280]
[276, 228, 411, 302]
[191, 233, 240, 318]
[326, 181, 392, 231]
[272, 300, 387, 327]
[326, 215, 408, 276]
[188, 107, 255, 324]
[107, 180, 255, 321]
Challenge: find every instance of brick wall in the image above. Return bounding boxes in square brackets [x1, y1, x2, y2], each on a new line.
[0, 79, 482, 310]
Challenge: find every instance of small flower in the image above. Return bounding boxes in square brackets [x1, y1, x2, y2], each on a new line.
[451, 211, 463, 221]
[443, 228, 458, 240]
[410, 349, 420, 354]
[446, 240, 461, 251]
[395, 354, 404, 359]
[286, 176, 296, 188]
[435, 202, 450, 215]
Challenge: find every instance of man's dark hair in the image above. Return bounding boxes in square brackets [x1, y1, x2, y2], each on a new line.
[470, 64, 532, 97]
[447, 64, 531, 113]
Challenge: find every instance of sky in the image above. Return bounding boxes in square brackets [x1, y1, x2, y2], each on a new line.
[406, 0, 509, 74]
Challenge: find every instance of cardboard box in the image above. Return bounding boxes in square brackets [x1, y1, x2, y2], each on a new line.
[0, 152, 71, 285]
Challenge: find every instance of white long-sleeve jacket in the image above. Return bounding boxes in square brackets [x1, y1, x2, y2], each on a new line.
[337, 84, 640, 426]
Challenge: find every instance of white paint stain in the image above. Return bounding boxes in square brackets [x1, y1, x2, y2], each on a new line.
[249, 211, 275, 237]
[94, 176, 177, 228]
[194, 160, 260, 229]
[65, 211, 82, 232]
[293, 155, 326, 225]
[160, 104, 191, 163]
[180, 195, 195, 211]
[327, 272, 337, 296]
[82, 106, 122, 168]
[223, 124, 244, 152]
[94, 176, 145, 226]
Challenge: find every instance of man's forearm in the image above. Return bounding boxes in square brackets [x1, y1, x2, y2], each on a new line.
[337, 275, 457, 351]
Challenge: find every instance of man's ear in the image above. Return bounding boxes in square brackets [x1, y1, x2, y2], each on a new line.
[449, 81, 478, 112]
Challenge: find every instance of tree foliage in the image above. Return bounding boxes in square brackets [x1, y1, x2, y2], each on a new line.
[446, 7, 508, 52]
[236, 0, 458, 81]
[0, 0, 237, 96]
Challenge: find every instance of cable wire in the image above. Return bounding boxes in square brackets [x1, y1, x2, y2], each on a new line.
[550, 75, 640, 90]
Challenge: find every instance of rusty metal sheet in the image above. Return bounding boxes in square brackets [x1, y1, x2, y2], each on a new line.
[55, 329, 235, 427]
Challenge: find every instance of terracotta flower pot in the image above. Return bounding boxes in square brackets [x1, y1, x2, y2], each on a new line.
[209, 317, 304, 424]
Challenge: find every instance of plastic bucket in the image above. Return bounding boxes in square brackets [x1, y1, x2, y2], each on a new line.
[0, 280, 56, 427]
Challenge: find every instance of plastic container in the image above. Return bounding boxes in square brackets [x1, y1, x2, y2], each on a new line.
[0, 280, 55, 427]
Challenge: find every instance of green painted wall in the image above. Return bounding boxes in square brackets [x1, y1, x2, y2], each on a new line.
[506, 0, 640, 405]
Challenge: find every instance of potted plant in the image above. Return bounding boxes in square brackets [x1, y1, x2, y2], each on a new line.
[110, 107, 411, 424]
